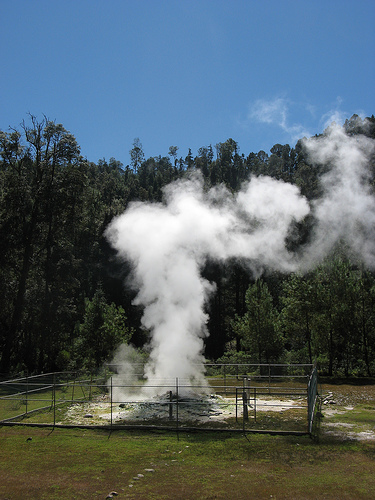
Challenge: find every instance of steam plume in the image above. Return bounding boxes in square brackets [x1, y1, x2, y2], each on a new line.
[106, 175, 309, 396]
[105, 122, 375, 397]
[301, 122, 375, 269]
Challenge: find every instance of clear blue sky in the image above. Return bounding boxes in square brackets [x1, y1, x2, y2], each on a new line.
[1, 0, 374, 165]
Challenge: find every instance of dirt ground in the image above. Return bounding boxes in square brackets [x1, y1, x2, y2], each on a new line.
[318, 380, 375, 441]
[60, 393, 306, 427]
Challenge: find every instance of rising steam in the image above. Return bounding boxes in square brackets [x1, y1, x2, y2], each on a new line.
[301, 123, 375, 269]
[105, 122, 375, 398]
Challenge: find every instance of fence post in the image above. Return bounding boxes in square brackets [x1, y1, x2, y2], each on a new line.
[110, 376, 113, 430]
[176, 378, 179, 439]
[254, 387, 257, 423]
[307, 364, 318, 434]
[53, 375, 56, 427]
[268, 364, 271, 393]
[169, 391, 173, 420]
[89, 373, 93, 401]
[25, 372, 28, 415]
[243, 390, 248, 421]
[235, 387, 238, 423]
[71, 373, 76, 403]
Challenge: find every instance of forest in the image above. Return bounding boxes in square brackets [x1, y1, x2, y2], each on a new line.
[1, 113, 375, 377]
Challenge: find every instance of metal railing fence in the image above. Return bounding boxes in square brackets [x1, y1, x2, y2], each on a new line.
[0, 364, 317, 436]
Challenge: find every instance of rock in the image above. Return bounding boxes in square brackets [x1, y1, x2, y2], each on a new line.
[84, 413, 94, 418]
[144, 468, 155, 473]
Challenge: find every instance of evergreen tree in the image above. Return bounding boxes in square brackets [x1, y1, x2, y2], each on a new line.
[233, 280, 283, 364]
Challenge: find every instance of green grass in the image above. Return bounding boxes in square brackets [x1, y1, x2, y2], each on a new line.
[0, 426, 374, 499]
[0, 380, 104, 423]
[326, 404, 375, 432]
[1, 378, 374, 498]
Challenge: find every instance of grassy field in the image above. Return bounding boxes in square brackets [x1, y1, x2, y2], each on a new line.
[0, 425, 374, 499]
[0, 379, 374, 499]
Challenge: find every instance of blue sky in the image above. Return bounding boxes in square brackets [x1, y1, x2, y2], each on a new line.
[1, 0, 374, 165]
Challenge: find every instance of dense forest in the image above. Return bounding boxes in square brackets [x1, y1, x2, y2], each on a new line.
[1, 114, 375, 377]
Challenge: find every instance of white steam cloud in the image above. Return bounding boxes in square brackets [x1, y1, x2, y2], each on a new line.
[105, 122, 375, 398]
[301, 123, 375, 269]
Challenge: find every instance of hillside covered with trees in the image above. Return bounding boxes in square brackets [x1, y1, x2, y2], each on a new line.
[1, 114, 375, 377]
